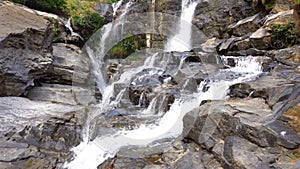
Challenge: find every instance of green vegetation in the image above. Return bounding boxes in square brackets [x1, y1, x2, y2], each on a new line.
[271, 21, 297, 49]
[8, 0, 120, 40]
[64, 0, 108, 39]
[298, 0, 300, 5]
[109, 35, 146, 59]
[263, 0, 275, 10]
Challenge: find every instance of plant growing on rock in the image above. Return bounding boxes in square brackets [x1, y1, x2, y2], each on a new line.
[271, 21, 297, 49]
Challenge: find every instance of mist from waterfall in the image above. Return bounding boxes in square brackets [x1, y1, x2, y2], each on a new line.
[165, 0, 199, 51]
[64, 0, 264, 169]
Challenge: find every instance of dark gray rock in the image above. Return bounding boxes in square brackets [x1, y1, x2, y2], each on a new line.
[224, 136, 276, 169]
[227, 14, 262, 37]
[266, 120, 300, 149]
[44, 43, 87, 85]
[183, 98, 300, 149]
[96, 2, 113, 21]
[271, 45, 300, 66]
[27, 83, 96, 105]
[0, 3, 53, 96]
[0, 97, 85, 166]
[193, 0, 260, 38]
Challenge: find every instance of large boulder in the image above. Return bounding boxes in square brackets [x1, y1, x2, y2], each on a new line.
[0, 97, 85, 167]
[183, 98, 300, 149]
[193, 0, 260, 38]
[0, 2, 53, 96]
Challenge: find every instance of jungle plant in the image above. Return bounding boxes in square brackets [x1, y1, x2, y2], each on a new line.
[271, 21, 297, 49]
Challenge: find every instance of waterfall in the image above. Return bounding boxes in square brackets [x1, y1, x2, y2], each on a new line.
[165, 0, 199, 51]
[64, 0, 264, 169]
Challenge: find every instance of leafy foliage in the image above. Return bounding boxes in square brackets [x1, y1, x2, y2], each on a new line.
[8, 0, 66, 14]
[64, 0, 108, 39]
[271, 21, 297, 49]
[109, 35, 146, 59]
[9, 0, 114, 40]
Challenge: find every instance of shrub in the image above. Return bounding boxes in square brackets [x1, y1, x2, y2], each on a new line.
[8, 0, 66, 14]
[271, 21, 297, 49]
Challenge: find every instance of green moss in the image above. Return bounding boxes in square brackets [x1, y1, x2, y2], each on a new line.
[271, 21, 297, 49]
[8, 0, 66, 14]
[109, 35, 146, 59]
[264, 0, 275, 10]
[9, 0, 110, 40]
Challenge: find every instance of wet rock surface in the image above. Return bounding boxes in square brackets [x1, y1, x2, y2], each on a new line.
[0, 97, 85, 168]
[0, 2, 53, 96]
[1, 0, 300, 168]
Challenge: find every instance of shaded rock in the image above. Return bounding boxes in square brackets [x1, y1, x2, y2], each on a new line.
[0, 141, 37, 162]
[228, 14, 262, 37]
[224, 136, 276, 169]
[113, 157, 149, 169]
[96, 2, 113, 21]
[183, 98, 300, 149]
[193, 0, 260, 38]
[218, 36, 248, 52]
[42, 43, 87, 85]
[271, 0, 298, 14]
[0, 97, 85, 166]
[27, 83, 96, 105]
[266, 120, 300, 149]
[230, 38, 251, 51]
[249, 27, 272, 50]
[0, 3, 53, 96]
[172, 152, 205, 169]
[224, 48, 267, 56]
[171, 150, 222, 169]
[271, 45, 300, 66]
[198, 37, 222, 52]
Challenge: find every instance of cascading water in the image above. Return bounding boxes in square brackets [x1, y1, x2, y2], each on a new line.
[165, 0, 199, 51]
[64, 0, 264, 169]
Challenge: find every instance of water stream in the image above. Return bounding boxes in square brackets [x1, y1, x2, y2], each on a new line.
[165, 0, 199, 51]
[64, 0, 263, 169]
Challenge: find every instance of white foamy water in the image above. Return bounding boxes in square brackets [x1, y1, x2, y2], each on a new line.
[165, 0, 199, 51]
[65, 54, 263, 169]
[64, 0, 264, 167]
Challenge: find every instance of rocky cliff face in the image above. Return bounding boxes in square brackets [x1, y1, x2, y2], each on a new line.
[0, 0, 300, 168]
[0, 2, 53, 96]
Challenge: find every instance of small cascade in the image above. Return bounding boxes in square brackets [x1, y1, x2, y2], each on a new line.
[65, 0, 265, 169]
[165, 0, 199, 51]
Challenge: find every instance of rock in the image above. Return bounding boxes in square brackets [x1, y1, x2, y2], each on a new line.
[284, 102, 300, 142]
[0, 2, 53, 96]
[223, 136, 276, 169]
[183, 98, 300, 148]
[43, 43, 86, 85]
[227, 14, 261, 37]
[171, 151, 222, 169]
[266, 120, 300, 149]
[230, 38, 251, 51]
[0, 97, 85, 167]
[27, 84, 96, 105]
[113, 157, 149, 169]
[96, 2, 113, 21]
[271, 0, 297, 13]
[0, 141, 37, 162]
[193, 0, 260, 38]
[218, 36, 248, 52]
[263, 9, 299, 49]
[249, 27, 272, 50]
[271, 45, 300, 66]
[199, 37, 222, 52]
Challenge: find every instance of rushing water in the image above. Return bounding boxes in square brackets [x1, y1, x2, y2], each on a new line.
[64, 0, 263, 168]
[165, 0, 199, 51]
